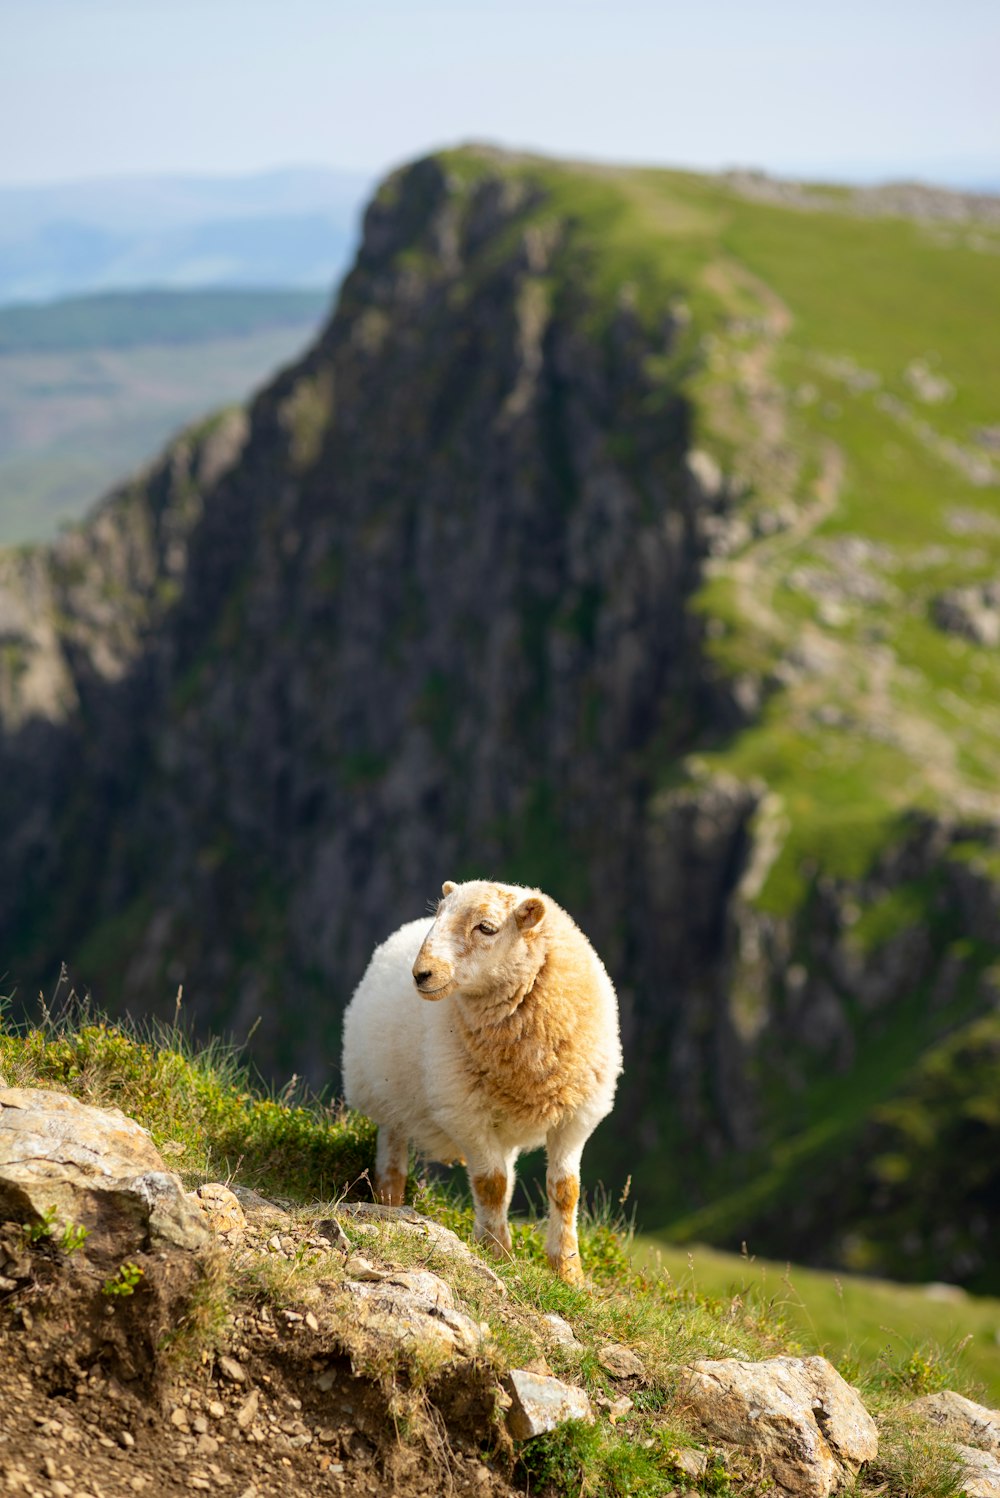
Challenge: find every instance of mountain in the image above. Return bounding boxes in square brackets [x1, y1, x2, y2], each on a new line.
[0, 148, 998, 1289]
[0, 167, 372, 303]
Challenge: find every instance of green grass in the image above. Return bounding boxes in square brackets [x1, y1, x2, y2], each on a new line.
[634, 1237, 1000, 1408]
[0, 1006, 375, 1202]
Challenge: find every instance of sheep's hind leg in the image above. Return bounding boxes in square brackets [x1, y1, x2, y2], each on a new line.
[469, 1152, 517, 1258]
[545, 1126, 587, 1285]
[374, 1126, 408, 1207]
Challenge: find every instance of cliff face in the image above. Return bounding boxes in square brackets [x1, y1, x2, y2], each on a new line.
[2, 149, 999, 1283]
[0, 156, 747, 1142]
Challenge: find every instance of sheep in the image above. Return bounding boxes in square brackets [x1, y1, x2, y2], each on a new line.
[342, 878, 622, 1283]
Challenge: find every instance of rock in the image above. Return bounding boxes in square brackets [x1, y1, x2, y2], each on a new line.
[344, 1253, 383, 1281]
[338, 1203, 507, 1292]
[314, 1217, 351, 1250]
[343, 1268, 487, 1356]
[598, 1343, 645, 1379]
[229, 1186, 290, 1222]
[236, 1390, 260, 1430]
[678, 1355, 878, 1498]
[0, 1088, 209, 1256]
[908, 1391, 1000, 1454]
[190, 1183, 246, 1234]
[217, 1356, 246, 1384]
[541, 1312, 581, 1347]
[955, 1445, 1000, 1497]
[673, 1449, 708, 1480]
[504, 1368, 594, 1440]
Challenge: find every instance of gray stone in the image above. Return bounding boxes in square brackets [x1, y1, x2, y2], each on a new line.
[908, 1391, 1000, 1454]
[504, 1368, 594, 1440]
[542, 1312, 582, 1348]
[598, 1342, 645, 1379]
[954, 1444, 1000, 1498]
[678, 1355, 877, 1498]
[0, 1087, 209, 1256]
[343, 1267, 487, 1356]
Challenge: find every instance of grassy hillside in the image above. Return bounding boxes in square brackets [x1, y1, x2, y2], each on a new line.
[636, 1237, 1000, 1407]
[0, 289, 330, 542]
[0, 1008, 990, 1498]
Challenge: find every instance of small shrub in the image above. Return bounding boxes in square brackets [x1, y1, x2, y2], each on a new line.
[102, 1261, 144, 1298]
[22, 1206, 58, 1244]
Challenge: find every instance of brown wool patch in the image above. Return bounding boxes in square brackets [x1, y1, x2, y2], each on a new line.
[548, 1175, 580, 1218]
[471, 1170, 508, 1212]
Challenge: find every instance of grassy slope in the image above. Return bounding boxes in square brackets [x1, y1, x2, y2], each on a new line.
[438, 149, 1000, 1249]
[0, 1012, 986, 1498]
[636, 1236, 1000, 1407]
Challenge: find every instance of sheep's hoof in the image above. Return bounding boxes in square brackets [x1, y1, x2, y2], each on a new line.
[548, 1252, 585, 1286]
[374, 1167, 407, 1207]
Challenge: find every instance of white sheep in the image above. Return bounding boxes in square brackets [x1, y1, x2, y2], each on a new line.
[342, 878, 622, 1283]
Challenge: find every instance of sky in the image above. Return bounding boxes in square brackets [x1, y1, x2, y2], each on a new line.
[1, 0, 998, 188]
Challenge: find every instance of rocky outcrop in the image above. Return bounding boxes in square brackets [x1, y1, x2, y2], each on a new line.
[678, 1355, 878, 1498]
[933, 582, 1000, 647]
[908, 1390, 1000, 1454]
[0, 1086, 209, 1255]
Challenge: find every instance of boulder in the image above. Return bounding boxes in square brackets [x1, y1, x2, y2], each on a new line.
[678, 1355, 877, 1498]
[504, 1368, 594, 1440]
[908, 1390, 1000, 1455]
[343, 1267, 487, 1356]
[954, 1444, 1000, 1498]
[0, 1087, 209, 1256]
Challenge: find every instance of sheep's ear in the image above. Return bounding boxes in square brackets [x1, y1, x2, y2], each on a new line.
[441, 880, 456, 897]
[514, 896, 546, 932]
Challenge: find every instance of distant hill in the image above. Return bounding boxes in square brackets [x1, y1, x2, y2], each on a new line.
[0, 166, 372, 303]
[0, 287, 331, 353]
[0, 287, 330, 542]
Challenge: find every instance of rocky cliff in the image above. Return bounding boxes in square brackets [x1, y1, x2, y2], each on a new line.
[1, 148, 999, 1284]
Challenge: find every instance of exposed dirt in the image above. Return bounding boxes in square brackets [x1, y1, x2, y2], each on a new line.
[0, 1231, 518, 1498]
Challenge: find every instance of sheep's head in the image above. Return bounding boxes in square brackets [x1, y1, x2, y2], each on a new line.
[412, 879, 547, 1003]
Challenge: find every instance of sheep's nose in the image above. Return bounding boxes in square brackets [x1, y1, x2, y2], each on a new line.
[413, 969, 433, 987]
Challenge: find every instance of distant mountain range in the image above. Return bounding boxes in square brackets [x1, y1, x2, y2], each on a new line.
[0, 167, 374, 304]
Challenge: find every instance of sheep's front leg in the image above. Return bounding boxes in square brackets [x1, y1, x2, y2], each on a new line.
[545, 1125, 587, 1284]
[468, 1152, 517, 1257]
[374, 1126, 408, 1207]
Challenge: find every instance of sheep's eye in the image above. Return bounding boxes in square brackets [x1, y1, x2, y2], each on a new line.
[475, 922, 498, 936]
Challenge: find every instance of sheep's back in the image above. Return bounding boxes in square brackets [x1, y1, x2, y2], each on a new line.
[341, 917, 432, 1117]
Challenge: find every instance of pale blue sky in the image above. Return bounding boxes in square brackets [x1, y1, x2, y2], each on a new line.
[2, 0, 997, 187]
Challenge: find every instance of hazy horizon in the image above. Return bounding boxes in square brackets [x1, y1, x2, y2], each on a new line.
[2, 0, 996, 192]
